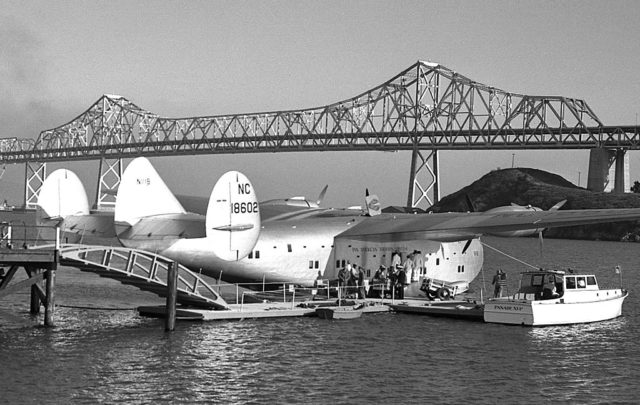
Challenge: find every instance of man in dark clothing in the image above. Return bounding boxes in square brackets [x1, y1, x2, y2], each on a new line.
[396, 267, 406, 299]
[492, 269, 507, 298]
[338, 266, 349, 298]
[357, 266, 366, 299]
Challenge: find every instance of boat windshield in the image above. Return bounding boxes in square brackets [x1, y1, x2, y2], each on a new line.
[565, 275, 598, 290]
[517, 272, 564, 299]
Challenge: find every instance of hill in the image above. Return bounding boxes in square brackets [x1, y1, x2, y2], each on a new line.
[428, 168, 640, 241]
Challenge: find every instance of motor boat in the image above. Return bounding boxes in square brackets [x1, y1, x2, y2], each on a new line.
[484, 269, 628, 326]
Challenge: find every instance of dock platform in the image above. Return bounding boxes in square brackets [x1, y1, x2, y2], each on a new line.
[138, 299, 392, 321]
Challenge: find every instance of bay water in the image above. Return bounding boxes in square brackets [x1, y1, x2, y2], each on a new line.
[1, 236, 639, 404]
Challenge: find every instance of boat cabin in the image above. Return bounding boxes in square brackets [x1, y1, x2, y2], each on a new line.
[512, 270, 600, 301]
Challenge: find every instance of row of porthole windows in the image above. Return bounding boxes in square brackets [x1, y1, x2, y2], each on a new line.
[286, 244, 331, 252]
[246, 250, 320, 269]
[248, 244, 332, 259]
[247, 247, 478, 263]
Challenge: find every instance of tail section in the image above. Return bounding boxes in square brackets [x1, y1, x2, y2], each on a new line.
[37, 169, 90, 218]
[206, 171, 260, 261]
[115, 157, 185, 226]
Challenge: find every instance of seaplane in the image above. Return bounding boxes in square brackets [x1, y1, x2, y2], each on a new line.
[35, 157, 640, 298]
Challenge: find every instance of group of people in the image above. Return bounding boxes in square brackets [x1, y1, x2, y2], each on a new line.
[333, 250, 426, 300]
[368, 250, 424, 299]
[337, 263, 367, 299]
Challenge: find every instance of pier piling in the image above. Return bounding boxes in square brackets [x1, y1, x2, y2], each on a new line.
[29, 268, 41, 315]
[165, 261, 178, 331]
[44, 269, 55, 326]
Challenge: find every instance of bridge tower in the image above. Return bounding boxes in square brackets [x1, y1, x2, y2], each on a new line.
[407, 149, 439, 208]
[587, 148, 630, 193]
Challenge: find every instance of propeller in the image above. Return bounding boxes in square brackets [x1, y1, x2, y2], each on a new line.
[464, 194, 476, 212]
[316, 185, 328, 207]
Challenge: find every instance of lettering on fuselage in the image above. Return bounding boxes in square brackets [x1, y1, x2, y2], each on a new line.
[238, 183, 252, 194]
[494, 305, 524, 311]
[136, 177, 150, 186]
[350, 246, 409, 253]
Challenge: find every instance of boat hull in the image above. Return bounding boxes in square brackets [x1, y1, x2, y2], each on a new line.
[390, 301, 484, 321]
[484, 290, 628, 326]
[316, 307, 363, 320]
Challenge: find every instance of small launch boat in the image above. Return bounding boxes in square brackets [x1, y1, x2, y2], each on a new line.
[484, 269, 628, 326]
[316, 304, 364, 320]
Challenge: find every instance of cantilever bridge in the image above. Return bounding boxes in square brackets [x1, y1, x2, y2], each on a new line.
[0, 61, 638, 209]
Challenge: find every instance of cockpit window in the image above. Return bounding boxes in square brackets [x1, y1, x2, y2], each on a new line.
[566, 276, 576, 289]
[587, 276, 597, 286]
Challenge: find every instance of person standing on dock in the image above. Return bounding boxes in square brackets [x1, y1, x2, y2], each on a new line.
[391, 250, 402, 270]
[338, 265, 349, 297]
[403, 253, 414, 285]
[412, 250, 424, 280]
[396, 265, 406, 299]
[357, 266, 366, 299]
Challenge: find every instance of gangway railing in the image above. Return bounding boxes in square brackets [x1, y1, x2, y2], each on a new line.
[53, 244, 229, 310]
[218, 280, 396, 312]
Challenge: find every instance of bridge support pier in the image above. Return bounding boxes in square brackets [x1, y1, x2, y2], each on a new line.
[407, 149, 440, 210]
[23, 162, 47, 209]
[587, 148, 629, 193]
[95, 157, 122, 210]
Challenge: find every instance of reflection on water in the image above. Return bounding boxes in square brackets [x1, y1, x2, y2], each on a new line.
[527, 319, 636, 402]
[1, 237, 640, 403]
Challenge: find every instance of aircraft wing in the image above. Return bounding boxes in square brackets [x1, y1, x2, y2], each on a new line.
[176, 194, 325, 222]
[335, 208, 640, 243]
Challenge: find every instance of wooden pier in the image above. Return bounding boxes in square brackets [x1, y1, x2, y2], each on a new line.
[0, 246, 60, 326]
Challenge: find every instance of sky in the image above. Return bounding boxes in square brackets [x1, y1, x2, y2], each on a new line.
[1, 0, 640, 208]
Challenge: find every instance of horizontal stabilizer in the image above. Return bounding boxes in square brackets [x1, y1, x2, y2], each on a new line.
[212, 224, 255, 232]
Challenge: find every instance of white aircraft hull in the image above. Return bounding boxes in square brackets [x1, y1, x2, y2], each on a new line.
[160, 220, 483, 290]
[484, 289, 627, 326]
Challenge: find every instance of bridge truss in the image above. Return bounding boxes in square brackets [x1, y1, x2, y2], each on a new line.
[1, 61, 638, 209]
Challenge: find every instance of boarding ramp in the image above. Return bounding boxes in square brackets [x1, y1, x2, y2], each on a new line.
[53, 244, 229, 310]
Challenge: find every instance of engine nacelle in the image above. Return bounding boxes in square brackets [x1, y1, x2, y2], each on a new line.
[486, 204, 543, 237]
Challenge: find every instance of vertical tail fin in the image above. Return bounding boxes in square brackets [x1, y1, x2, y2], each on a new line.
[115, 157, 185, 226]
[37, 169, 90, 218]
[206, 171, 260, 261]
